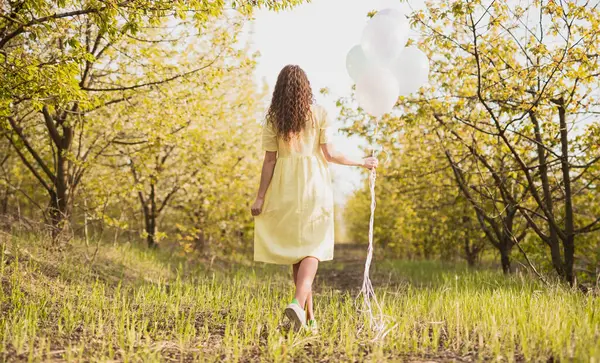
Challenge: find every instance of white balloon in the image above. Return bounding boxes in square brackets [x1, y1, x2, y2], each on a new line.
[377, 8, 405, 22]
[346, 45, 370, 82]
[391, 47, 430, 96]
[356, 66, 399, 117]
[360, 8, 410, 67]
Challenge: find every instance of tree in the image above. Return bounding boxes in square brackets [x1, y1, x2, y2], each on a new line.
[409, 0, 600, 284]
[0, 0, 304, 240]
[342, 115, 486, 265]
[0, 140, 12, 215]
[74, 19, 267, 249]
[438, 133, 528, 274]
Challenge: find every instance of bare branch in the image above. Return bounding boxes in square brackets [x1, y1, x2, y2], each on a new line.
[42, 106, 61, 146]
[4, 131, 52, 193]
[81, 57, 221, 92]
[6, 116, 56, 182]
[575, 216, 600, 234]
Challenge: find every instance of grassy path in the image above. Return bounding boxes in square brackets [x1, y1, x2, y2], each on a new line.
[1, 235, 599, 362]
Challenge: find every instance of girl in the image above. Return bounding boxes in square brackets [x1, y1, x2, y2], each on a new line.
[251, 65, 378, 332]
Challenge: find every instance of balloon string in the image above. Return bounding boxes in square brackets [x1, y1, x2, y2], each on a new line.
[357, 117, 391, 341]
[372, 118, 380, 157]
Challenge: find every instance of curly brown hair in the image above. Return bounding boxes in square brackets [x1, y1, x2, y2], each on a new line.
[266, 65, 313, 142]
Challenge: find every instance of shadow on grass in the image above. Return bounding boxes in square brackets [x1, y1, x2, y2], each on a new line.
[313, 244, 546, 294]
[1, 232, 207, 291]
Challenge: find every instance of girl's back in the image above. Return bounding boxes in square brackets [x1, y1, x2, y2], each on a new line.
[262, 104, 332, 159]
[255, 102, 334, 266]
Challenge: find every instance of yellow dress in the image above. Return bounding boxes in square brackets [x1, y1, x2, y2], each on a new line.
[254, 104, 334, 265]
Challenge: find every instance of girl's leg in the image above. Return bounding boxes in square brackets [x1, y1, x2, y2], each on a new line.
[306, 291, 314, 320]
[293, 262, 300, 285]
[294, 257, 319, 310]
[293, 262, 314, 320]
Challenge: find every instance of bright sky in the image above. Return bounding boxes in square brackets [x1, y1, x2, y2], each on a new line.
[248, 0, 425, 204]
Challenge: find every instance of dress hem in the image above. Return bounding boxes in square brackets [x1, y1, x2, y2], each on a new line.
[254, 255, 333, 265]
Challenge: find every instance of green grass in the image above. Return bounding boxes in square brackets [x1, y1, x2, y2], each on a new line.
[1, 234, 599, 362]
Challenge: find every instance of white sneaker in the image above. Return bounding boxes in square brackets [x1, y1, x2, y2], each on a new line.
[284, 301, 306, 332]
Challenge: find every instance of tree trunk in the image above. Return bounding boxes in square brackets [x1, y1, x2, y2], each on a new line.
[40, 106, 75, 241]
[47, 168, 71, 242]
[141, 200, 156, 248]
[144, 182, 158, 248]
[195, 230, 206, 253]
[499, 240, 511, 274]
[531, 111, 570, 281]
[548, 237, 565, 277]
[133, 164, 157, 249]
[145, 215, 156, 248]
[557, 99, 575, 286]
[49, 151, 70, 236]
[498, 209, 516, 274]
[423, 224, 435, 259]
[564, 235, 575, 284]
[1, 185, 9, 214]
[464, 237, 477, 267]
[6, 111, 72, 235]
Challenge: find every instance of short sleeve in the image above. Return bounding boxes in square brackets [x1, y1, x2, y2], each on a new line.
[319, 107, 333, 144]
[262, 121, 278, 152]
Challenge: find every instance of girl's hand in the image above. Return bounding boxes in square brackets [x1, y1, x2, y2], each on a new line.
[362, 157, 379, 170]
[251, 197, 265, 216]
